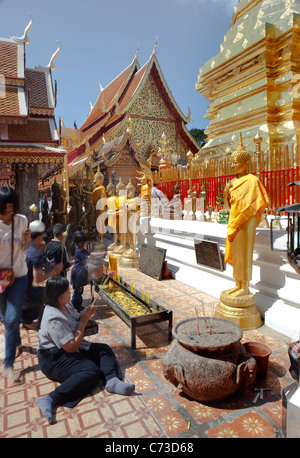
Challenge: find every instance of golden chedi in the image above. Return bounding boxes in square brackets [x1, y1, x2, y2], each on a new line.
[214, 135, 270, 330]
[196, 0, 300, 156]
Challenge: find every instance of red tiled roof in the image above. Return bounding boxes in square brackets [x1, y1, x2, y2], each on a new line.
[0, 86, 21, 117]
[0, 41, 20, 79]
[118, 62, 148, 111]
[7, 119, 53, 142]
[80, 61, 139, 131]
[25, 69, 49, 108]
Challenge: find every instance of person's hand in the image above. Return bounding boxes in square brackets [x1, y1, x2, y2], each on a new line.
[22, 228, 31, 244]
[79, 305, 97, 325]
[21, 228, 31, 249]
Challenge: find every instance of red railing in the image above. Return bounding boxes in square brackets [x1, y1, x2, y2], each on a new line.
[157, 167, 300, 211]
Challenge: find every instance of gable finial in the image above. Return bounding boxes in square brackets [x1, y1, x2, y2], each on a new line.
[47, 41, 60, 71]
[11, 13, 33, 44]
[47, 40, 60, 71]
[152, 36, 158, 56]
[134, 44, 139, 61]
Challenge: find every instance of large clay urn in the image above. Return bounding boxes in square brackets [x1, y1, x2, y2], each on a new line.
[162, 318, 257, 402]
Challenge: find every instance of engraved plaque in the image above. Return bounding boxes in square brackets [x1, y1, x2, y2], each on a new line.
[194, 240, 224, 271]
[138, 243, 166, 280]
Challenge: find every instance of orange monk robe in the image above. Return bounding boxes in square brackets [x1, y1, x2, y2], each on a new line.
[225, 174, 270, 265]
[140, 183, 151, 199]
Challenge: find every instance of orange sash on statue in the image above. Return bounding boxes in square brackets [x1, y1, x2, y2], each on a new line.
[225, 174, 270, 265]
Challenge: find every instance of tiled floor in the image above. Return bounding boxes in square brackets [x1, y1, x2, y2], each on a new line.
[0, 267, 295, 438]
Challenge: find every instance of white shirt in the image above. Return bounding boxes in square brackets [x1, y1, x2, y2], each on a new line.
[0, 214, 28, 278]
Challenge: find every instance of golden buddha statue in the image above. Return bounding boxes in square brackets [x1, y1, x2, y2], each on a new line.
[125, 179, 139, 251]
[92, 167, 107, 245]
[119, 179, 139, 268]
[106, 178, 119, 249]
[215, 135, 270, 330]
[138, 172, 151, 217]
[115, 178, 127, 251]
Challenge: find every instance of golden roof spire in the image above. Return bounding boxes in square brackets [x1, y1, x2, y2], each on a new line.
[152, 37, 158, 56]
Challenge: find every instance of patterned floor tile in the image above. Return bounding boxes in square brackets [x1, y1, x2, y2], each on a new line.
[143, 393, 188, 437]
[207, 411, 277, 438]
[0, 267, 293, 438]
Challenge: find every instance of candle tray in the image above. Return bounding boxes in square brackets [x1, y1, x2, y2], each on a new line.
[91, 276, 173, 349]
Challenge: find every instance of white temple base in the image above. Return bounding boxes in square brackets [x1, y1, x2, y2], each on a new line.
[137, 217, 300, 340]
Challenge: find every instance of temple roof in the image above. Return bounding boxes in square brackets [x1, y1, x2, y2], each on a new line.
[67, 48, 196, 168]
[0, 33, 58, 145]
[80, 59, 140, 132]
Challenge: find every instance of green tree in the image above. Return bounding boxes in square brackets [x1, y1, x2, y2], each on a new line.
[189, 128, 207, 146]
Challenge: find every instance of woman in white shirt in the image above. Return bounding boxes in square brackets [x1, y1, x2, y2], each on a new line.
[37, 276, 135, 424]
[0, 187, 30, 384]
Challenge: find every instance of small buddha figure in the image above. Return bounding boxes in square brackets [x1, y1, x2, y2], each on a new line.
[258, 207, 270, 228]
[51, 181, 65, 225]
[92, 167, 107, 243]
[81, 169, 96, 235]
[173, 182, 181, 200]
[59, 189, 68, 225]
[71, 176, 83, 222]
[125, 179, 139, 252]
[116, 178, 127, 250]
[106, 178, 119, 248]
[41, 194, 50, 228]
[223, 135, 270, 297]
[191, 185, 197, 221]
[138, 172, 151, 217]
[200, 185, 207, 221]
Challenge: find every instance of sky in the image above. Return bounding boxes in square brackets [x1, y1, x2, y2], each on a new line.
[0, 0, 239, 131]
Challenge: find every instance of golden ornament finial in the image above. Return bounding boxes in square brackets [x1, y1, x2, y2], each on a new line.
[231, 133, 251, 164]
[152, 37, 158, 56]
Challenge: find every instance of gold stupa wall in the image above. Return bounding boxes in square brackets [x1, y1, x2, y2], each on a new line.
[196, 0, 300, 160]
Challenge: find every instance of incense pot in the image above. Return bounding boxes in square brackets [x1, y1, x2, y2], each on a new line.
[162, 318, 257, 402]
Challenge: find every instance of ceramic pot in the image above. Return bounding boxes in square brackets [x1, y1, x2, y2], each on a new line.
[162, 318, 257, 402]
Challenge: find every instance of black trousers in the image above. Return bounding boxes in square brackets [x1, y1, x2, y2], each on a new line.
[37, 342, 123, 408]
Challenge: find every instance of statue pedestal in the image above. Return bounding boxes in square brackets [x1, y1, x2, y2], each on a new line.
[215, 290, 262, 331]
[118, 249, 139, 268]
[92, 239, 107, 251]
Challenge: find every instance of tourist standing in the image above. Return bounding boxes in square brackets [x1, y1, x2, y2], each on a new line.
[44, 223, 71, 277]
[22, 220, 63, 329]
[70, 231, 90, 312]
[0, 186, 30, 384]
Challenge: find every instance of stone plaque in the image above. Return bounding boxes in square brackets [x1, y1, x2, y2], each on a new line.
[194, 240, 224, 271]
[138, 243, 166, 280]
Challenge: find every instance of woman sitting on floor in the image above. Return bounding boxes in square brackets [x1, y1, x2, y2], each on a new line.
[37, 276, 135, 424]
